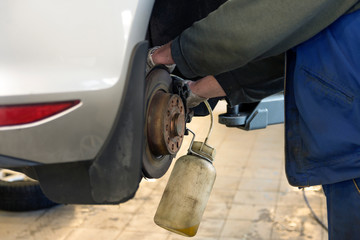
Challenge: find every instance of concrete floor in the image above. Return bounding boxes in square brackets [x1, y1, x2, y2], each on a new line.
[0, 101, 328, 240]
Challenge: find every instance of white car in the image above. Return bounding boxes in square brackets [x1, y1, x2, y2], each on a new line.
[0, 0, 188, 205]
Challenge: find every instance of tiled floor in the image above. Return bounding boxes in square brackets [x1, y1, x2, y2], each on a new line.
[0, 101, 328, 240]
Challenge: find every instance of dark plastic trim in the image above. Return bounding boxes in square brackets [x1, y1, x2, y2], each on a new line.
[0, 154, 39, 168]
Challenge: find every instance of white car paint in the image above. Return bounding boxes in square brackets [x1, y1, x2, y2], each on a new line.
[0, 0, 154, 164]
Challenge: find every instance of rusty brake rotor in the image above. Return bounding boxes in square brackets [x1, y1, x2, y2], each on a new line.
[147, 92, 185, 156]
[143, 68, 187, 179]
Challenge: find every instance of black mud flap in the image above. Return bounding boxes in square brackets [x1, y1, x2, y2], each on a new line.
[34, 41, 148, 204]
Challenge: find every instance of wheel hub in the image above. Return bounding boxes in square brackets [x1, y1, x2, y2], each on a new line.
[143, 68, 188, 179]
[147, 91, 185, 156]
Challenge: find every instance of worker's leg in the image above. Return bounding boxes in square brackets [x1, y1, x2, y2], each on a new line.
[322, 178, 360, 240]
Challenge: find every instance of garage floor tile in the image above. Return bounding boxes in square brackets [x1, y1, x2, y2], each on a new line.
[0, 101, 328, 240]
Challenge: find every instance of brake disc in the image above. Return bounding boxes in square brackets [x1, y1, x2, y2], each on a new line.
[142, 68, 186, 178]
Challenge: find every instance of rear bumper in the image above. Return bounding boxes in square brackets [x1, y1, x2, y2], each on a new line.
[3, 41, 148, 204]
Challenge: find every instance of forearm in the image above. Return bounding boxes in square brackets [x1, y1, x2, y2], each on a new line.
[151, 42, 174, 65]
[188, 75, 226, 99]
[151, 45, 225, 99]
[151, 48, 285, 103]
[216, 54, 285, 106]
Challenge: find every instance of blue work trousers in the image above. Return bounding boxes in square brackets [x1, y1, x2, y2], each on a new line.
[323, 178, 360, 240]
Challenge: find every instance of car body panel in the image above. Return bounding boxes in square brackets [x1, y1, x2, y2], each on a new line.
[0, 0, 153, 95]
[0, 0, 154, 164]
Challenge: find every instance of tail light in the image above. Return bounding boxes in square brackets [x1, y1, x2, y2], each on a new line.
[0, 100, 80, 127]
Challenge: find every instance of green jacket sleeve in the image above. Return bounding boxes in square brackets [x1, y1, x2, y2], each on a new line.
[171, 0, 360, 78]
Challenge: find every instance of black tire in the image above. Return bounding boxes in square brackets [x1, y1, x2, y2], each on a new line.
[0, 179, 59, 211]
[143, 68, 175, 179]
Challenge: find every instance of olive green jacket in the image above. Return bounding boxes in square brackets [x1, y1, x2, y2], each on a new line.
[171, 0, 360, 78]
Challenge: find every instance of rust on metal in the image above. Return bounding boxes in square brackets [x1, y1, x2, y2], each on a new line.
[147, 91, 185, 156]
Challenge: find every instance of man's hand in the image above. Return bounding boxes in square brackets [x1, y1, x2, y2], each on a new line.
[146, 45, 176, 74]
[172, 75, 208, 109]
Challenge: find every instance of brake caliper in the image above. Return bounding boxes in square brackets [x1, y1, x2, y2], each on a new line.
[172, 75, 193, 125]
